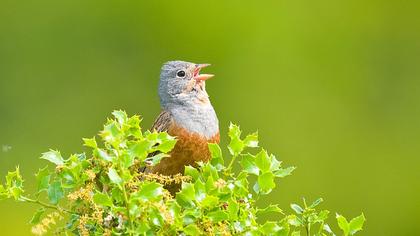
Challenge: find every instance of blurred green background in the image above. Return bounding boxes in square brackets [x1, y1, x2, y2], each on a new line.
[1, 0, 419, 235]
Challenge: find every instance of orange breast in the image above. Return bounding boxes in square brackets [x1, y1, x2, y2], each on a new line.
[151, 123, 220, 176]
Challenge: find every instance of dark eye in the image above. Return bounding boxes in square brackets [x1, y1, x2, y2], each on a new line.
[176, 70, 186, 78]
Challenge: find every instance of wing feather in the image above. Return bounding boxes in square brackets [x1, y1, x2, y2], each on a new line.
[150, 110, 172, 132]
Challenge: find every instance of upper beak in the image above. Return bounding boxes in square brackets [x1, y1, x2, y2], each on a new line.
[193, 64, 214, 81]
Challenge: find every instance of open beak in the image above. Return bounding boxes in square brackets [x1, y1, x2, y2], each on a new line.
[193, 64, 214, 81]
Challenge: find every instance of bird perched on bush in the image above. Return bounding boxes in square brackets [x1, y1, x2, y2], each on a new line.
[143, 61, 219, 192]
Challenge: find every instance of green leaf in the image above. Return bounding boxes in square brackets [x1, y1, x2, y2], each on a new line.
[260, 221, 282, 234]
[269, 154, 281, 171]
[112, 110, 128, 126]
[255, 150, 271, 173]
[108, 168, 122, 185]
[135, 182, 163, 201]
[129, 140, 154, 160]
[278, 221, 291, 236]
[208, 143, 224, 169]
[168, 201, 181, 221]
[291, 203, 304, 214]
[29, 207, 45, 224]
[93, 192, 113, 207]
[258, 172, 275, 194]
[183, 209, 201, 225]
[40, 150, 64, 165]
[200, 195, 219, 208]
[243, 132, 258, 148]
[291, 231, 301, 236]
[256, 204, 283, 215]
[96, 149, 113, 162]
[323, 224, 334, 234]
[111, 188, 124, 203]
[194, 178, 206, 202]
[227, 198, 239, 220]
[234, 175, 249, 197]
[6, 166, 23, 186]
[228, 123, 244, 156]
[135, 221, 151, 234]
[240, 154, 259, 175]
[228, 137, 244, 156]
[207, 210, 229, 223]
[6, 167, 24, 200]
[184, 224, 201, 235]
[82, 137, 97, 148]
[176, 182, 195, 207]
[0, 184, 6, 199]
[318, 210, 330, 221]
[47, 181, 64, 204]
[288, 215, 302, 226]
[274, 166, 296, 178]
[129, 201, 141, 218]
[201, 162, 219, 181]
[119, 168, 132, 183]
[120, 153, 135, 169]
[35, 166, 50, 193]
[205, 175, 215, 192]
[101, 121, 121, 146]
[309, 198, 323, 208]
[156, 134, 177, 153]
[185, 166, 200, 180]
[147, 153, 169, 166]
[127, 115, 142, 138]
[349, 213, 366, 235]
[228, 123, 241, 138]
[336, 213, 350, 236]
[58, 170, 76, 189]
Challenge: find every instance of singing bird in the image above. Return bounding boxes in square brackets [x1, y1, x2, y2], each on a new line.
[144, 61, 219, 191]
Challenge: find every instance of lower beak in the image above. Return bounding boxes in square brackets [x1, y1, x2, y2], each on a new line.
[194, 74, 214, 81]
[194, 64, 214, 81]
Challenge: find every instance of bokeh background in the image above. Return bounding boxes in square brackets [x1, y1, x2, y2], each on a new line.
[1, 0, 419, 235]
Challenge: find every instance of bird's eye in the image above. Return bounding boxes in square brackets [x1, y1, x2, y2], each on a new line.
[176, 70, 186, 78]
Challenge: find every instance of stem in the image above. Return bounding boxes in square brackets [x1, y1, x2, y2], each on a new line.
[318, 223, 324, 235]
[114, 148, 134, 235]
[224, 154, 238, 176]
[20, 196, 75, 214]
[121, 185, 134, 236]
[255, 193, 261, 203]
[305, 224, 310, 236]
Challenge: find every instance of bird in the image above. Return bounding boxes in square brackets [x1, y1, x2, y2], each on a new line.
[143, 61, 219, 193]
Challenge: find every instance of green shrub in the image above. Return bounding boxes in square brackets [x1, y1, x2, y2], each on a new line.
[0, 111, 365, 235]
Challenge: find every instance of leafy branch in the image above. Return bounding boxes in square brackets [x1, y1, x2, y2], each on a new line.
[0, 110, 365, 235]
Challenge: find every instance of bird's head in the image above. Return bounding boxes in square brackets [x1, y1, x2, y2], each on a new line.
[158, 60, 214, 108]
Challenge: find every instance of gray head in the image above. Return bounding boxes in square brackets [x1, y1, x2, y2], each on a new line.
[158, 60, 219, 138]
[158, 60, 214, 109]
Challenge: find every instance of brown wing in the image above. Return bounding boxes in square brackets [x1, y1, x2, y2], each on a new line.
[141, 110, 173, 173]
[150, 110, 173, 133]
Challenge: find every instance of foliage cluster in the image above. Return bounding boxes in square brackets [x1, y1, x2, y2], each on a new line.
[0, 111, 365, 235]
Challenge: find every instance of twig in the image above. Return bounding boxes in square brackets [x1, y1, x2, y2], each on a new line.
[19, 196, 75, 214]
